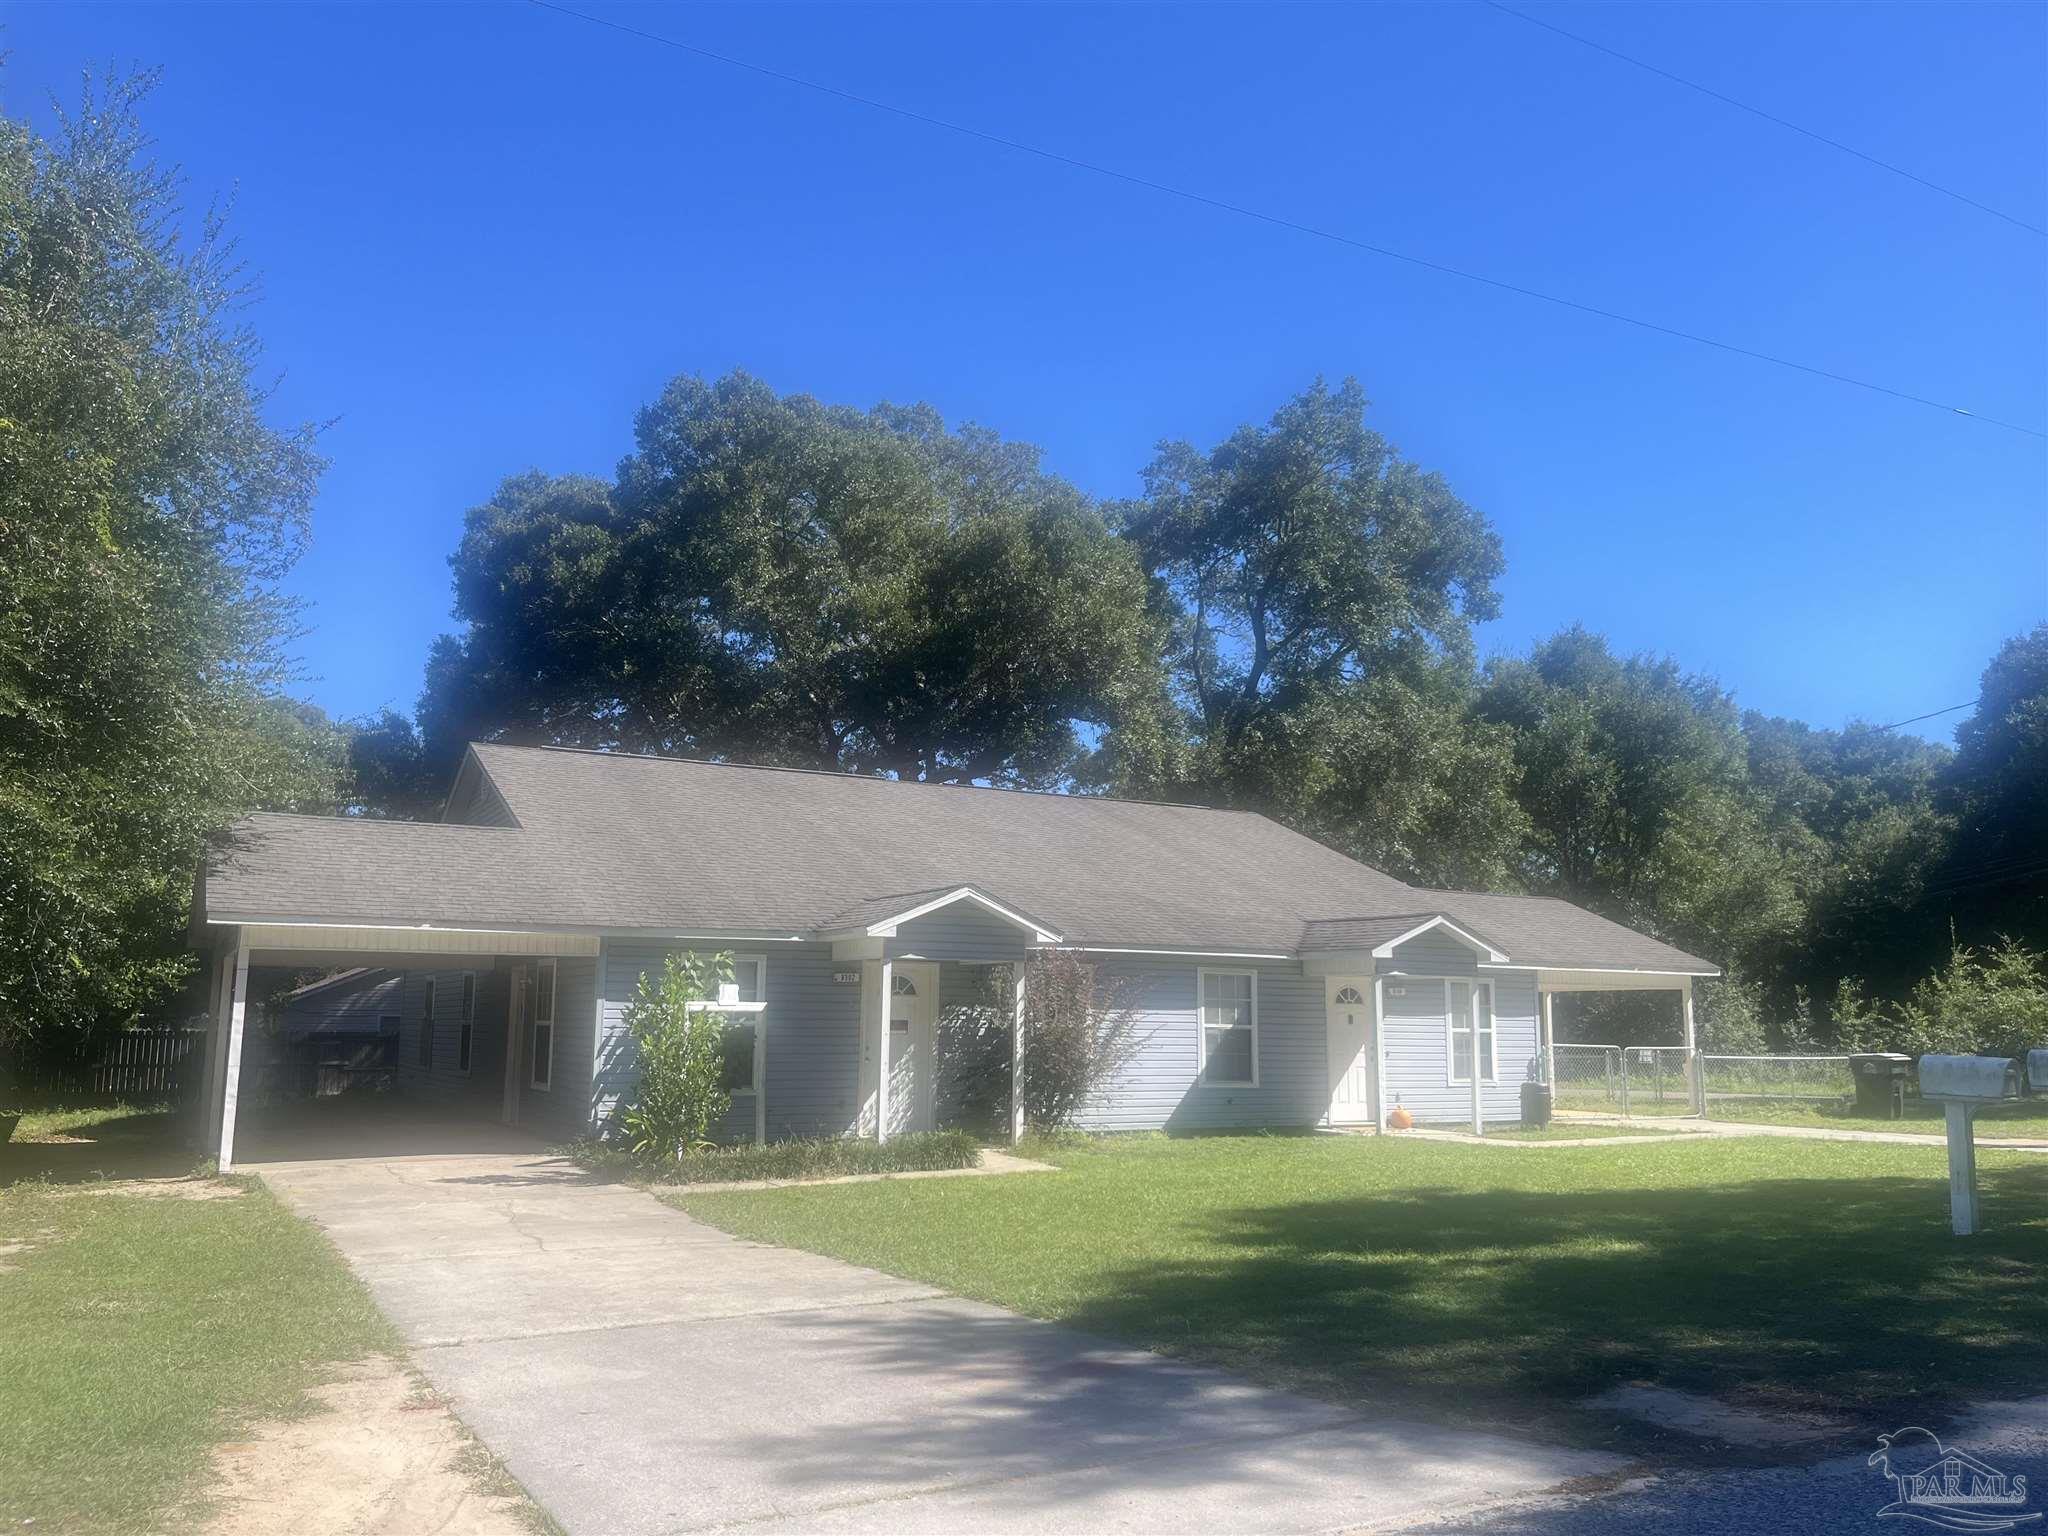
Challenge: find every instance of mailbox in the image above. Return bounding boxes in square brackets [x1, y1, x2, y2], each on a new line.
[1918, 1055, 2021, 1102]
[2027, 1050, 2048, 1096]
[1918, 1055, 2023, 1239]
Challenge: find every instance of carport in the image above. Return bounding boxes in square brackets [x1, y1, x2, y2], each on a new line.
[194, 920, 595, 1171]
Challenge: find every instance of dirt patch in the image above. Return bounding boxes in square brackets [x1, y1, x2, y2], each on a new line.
[50, 1177, 245, 1201]
[197, 1357, 540, 1536]
[0, 1229, 54, 1272]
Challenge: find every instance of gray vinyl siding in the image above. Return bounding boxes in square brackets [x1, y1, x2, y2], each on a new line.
[887, 904, 1034, 963]
[394, 967, 499, 1109]
[444, 757, 520, 827]
[1072, 958, 1327, 1133]
[1379, 962, 1542, 1124]
[281, 970, 404, 1036]
[595, 941, 863, 1144]
[515, 955, 597, 1139]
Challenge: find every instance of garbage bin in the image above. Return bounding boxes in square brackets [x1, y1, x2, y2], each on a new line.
[1521, 1080, 1553, 1128]
[1849, 1053, 1912, 1119]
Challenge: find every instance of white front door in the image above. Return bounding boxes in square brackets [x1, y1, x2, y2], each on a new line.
[888, 963, 937, 1134]
[1326, 977, 1374, 1124]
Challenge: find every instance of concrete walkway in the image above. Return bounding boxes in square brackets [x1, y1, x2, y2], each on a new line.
[1555, 1113, 2048, 1151]
[260, 1147, 1622, 1536]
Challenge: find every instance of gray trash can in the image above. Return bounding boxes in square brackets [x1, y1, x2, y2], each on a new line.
[1521, 1080, 1553, 1128]
[1849, 1052, 1912, 1118]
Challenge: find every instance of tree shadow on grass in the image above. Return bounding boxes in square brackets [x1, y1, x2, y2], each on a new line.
[0, 1110, 195, 1186]
[1049, 1164, 2048, 1447]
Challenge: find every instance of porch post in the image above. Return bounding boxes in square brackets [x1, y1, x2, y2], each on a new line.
[1009, 958, 1029, 1147]
[1682, 977, 1704, 1116]
[501, 965, 522, 1125]
[874, 957, 894, 1145]
[1371, 975, 1388, 1132]
[1540, 991, 1556, 1088]
[754, 1008, 767, 1147]
[199, 947, 229, 1150]
[217, 937, 251, 1172]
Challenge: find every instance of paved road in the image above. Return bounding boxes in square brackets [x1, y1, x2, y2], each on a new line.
[259, 1143, 1622, 1536]
[1432, 1398, 2048, 1536]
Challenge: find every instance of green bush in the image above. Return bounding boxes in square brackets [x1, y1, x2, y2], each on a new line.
[570, 1128, 983, 1186]
[1834, 938, 2048, 1060]
[621, 951, 742, 1158]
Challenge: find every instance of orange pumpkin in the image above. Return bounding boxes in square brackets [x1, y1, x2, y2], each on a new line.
[1388, 1103, 1413, 1130]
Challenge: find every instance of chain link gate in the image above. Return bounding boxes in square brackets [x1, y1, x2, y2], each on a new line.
[1548, 1043, 1703, 1118]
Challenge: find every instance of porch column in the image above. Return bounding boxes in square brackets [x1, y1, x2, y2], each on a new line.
[501, 964, 523, 1125]
[1681, 977, 1703, 1115]
[754, 1008, 767, 1147]
[1371, 976, 1388, 1132]
[1540, 991, 1556, 1088]
[217, 937, 251, 1172]
[199, 947, 229, 1150]
[874, 957, 894, 1145]
[1009, 959, 1029, 1147]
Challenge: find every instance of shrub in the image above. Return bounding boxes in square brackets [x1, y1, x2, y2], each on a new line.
[1017, 952, 1152, 1134]
[1832, 938, 2048, 1060]
[620, 951, 744, 1158]
[569, 1129, 982, 1186]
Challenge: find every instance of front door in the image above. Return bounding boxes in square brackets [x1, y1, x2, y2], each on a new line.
[888, 963, 937, 1134]
[1326, 977, 1374, 1124]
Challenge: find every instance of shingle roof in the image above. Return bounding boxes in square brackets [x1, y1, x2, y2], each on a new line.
[1299, 913, 1509, 958]
[202, 743, 1716, 972]
[1408, 889, 1717, 975]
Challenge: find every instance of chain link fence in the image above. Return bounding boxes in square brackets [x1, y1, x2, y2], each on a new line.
[1699, 1054, 1852, 1106]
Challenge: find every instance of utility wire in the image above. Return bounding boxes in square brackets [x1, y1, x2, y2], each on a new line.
[524, 0, 2047, 442]
[1484, 1, 2048, 240]
[1877, 699, 1979, 731]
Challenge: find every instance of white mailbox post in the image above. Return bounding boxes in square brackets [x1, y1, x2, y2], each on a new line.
[1918, 1055, 2023, 1236]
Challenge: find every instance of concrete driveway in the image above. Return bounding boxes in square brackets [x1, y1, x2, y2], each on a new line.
[259, 1145, 1622, 1535]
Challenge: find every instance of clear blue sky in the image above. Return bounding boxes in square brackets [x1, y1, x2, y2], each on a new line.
[11, 2, 2045, 744]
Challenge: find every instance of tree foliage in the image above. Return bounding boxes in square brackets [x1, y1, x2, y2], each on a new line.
[417, 374, 1167, 790]
[0, 76, 341, 1050]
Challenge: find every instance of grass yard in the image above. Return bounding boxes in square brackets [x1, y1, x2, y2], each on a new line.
[0, 1161, 399, 1533]
[677, 1133, 2048, 1451]
[1700, 1097, 2048, 1140]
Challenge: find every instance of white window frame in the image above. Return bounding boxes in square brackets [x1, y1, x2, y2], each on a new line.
[420, 978, 436, 1071]
[683, 954, 766, 1096]
[456, 971, 476, 1076]
[1196, 966, 1259, 1087]
[1441, 977, 1498, 1087]
[530, 958, 557, 1092]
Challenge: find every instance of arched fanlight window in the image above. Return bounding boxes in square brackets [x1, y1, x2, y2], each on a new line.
[892, 973, 918, 996]
[1334, 986, 1365, 1005]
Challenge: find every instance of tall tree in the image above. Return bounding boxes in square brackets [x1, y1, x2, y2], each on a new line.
[418, 373, 1166, 787]
[1477, 628, 1798, 974]
[1110, 378, 1517, 884]
[1934, 624, 2048, 951]
[0, 76, 342, 1049]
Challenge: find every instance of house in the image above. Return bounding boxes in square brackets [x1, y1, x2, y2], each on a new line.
[190, 743, 1717, 1168]
[269, 968, 405, 1098]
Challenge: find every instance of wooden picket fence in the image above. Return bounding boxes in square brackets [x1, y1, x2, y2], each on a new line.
[10, 1027, 211, 1103]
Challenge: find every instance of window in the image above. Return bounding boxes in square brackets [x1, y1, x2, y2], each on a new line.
[684, 955, 766, 1095]
[1447, 980, 1497, 1085]
[1334, 985, 1365, 1006]
[420, 979, 436, 1070]
[1198, 968, 1258, 1086]
[457, 973, 476, 1074]
[530, 960, 556, 1091]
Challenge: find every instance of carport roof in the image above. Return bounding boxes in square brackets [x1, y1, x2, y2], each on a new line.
[199, 743, 1716, 973]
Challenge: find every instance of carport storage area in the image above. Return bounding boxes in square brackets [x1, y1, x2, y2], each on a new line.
[196, 922, 599, 1169]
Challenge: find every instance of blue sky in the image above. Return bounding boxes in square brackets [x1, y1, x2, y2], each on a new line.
[11, 2, 2045, 744]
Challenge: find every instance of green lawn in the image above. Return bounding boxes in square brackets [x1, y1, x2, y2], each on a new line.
[1702, 1097, 2048, 1140]
[677, 1133, 2048, 1450]
[0, 1159, 399, 1532]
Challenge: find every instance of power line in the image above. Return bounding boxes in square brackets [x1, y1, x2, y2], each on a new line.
[1877, 699, 1979, 731]
[1484, 0, 2048, 240]
[524, 0, 2048, 442]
